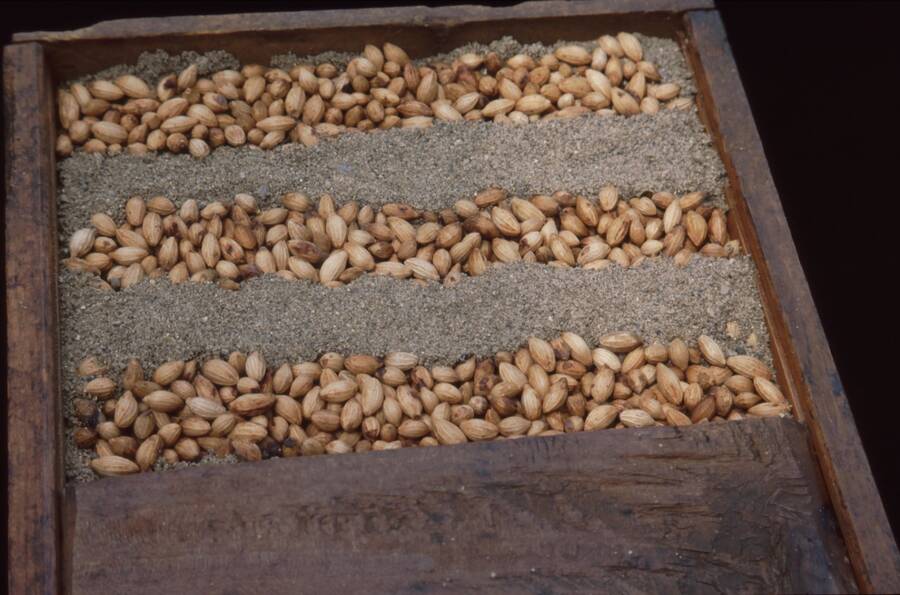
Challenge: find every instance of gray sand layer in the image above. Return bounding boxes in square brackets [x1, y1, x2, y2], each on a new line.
[57, 109, 724, 239]
[60, 256, 769, 402]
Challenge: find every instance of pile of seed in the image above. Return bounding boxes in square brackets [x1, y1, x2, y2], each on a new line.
[65, 186, 737, 290]
[56, 32, 690, 159]
[74, 331, 790, 477]
[55, 109, 727, 242]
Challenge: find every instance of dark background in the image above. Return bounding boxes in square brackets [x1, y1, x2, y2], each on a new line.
[3, 0, 898, 545]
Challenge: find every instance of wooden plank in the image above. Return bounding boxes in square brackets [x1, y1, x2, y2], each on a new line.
[14, 0, 713, 43]
[683, 10, 900, 592]
[4, 42, 62, 595]
[68, 418, 853, 594]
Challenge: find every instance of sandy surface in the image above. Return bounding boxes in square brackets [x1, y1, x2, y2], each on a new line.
[57, 109, 725, 240]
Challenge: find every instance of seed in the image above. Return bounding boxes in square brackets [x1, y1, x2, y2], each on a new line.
[187, 398, 227, 420]
[726, 355, 772, 380]
[498, 416, 531, 437]
[451, 419, 496, 441]
[611, 88, 640, 116]
[385, 352, 418, 370]
[229, 393, 276, 416]
[91, 456, 139, 477]
[84, 377, 117, 398]
[655, 363, 683, 405]
[599, 332, 642, 353]
[202, 359, 239, 386]
[433, 419, 468, 445]
[143, 390, 184, 413]
[616, 32, 643, 62]
[620, 409, 654, 428]
[542, 380, 569, 413]
[561, 332, 592, 366]
[664, 406, 692, 426]
[555, 45, 592, 66]
[152, 360, 184, 386]
[135, 436, 162, 471]
[69, 228, 96, 257]
[77, 356, 107, 377]
[320, 379, 358, 403]
[584, 405, 618, 430]
[697, 335, 726, 367]
[753, 376, 786, 404]
[516, 94, 552, 115]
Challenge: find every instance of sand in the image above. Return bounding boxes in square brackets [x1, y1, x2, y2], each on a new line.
[60, 257, 769, 371]
[57, 109, 725, 240]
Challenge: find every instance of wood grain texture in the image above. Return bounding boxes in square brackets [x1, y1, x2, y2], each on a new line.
[4, 42, 62, 595]
[683, 10, 900, 592]
[11, 0, 711, 82]
[67, 418, 853, 594]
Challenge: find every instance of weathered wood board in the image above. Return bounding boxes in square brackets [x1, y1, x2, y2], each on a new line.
[67, 418, 855, 594]
[4, 41, 63, 595]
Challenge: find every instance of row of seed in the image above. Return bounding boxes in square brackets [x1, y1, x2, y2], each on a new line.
[56, 33, 689, 158]
[76, 331, 788, 477]
[66, 185, 738, 290]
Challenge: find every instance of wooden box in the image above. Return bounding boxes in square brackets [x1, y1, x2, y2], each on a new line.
[5, 1, 899, 592]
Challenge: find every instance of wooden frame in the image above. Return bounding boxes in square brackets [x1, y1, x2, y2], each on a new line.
[5, 1, 899, 592]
